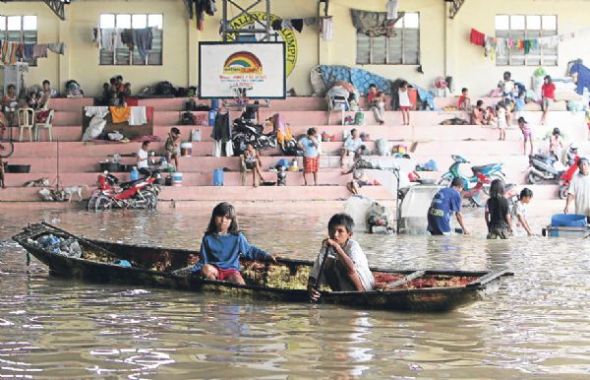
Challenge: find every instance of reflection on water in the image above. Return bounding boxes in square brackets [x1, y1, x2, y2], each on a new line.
[1, 207, 590, 378]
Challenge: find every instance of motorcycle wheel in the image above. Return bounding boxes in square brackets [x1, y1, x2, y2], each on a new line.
[87, 195, 98, 211]
[527, 172, 540, 184]
[94, 194, 112, 212]
[144, 191, 158, 209]
[489, 172, 506, 182]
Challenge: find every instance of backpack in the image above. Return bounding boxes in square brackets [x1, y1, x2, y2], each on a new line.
[184, 98, 197, 111]
[354, 111, 365, 126]
[180, 111, 196, 125]
[156, 81, 174, 96]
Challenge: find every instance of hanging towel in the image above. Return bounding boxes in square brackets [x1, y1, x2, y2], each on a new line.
[47, 43, 65, 55]
[23, 44, 35, 60]
[121, 29, 135, 50]
[135, 28, 153, 60]
[84, 106, 110, 118]
[1, 41, 18, 65]
[32, 44, 48, 58]
[524, 39, 532, 54]
[128, 106, 147, 126]
[470, 28, 485, 47]
[387, 0, 399, 20]
[109, 106, 131, 123]
[320, 17, 333, 41]
[101, 28, 115, 50]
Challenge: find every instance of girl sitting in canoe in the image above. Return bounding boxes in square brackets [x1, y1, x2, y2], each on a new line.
[308, 213, 375, 301]
[192, 202, 275, 285]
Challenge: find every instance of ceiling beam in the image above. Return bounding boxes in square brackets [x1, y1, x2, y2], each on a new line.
[42, 0, 67, 21]
[448, 0, 466, 19]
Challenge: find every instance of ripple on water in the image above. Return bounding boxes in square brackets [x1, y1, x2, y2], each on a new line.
[1, 208, 590, 378]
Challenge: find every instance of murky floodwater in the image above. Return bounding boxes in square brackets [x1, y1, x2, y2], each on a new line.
[1, 207, 590, 379]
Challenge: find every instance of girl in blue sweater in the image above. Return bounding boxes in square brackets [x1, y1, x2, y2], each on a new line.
[193, 202, 275, 285]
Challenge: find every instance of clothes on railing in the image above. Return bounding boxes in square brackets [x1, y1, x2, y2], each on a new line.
[0, 40, 65, 65]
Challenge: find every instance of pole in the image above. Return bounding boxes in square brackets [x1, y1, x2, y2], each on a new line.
[56, 138, 61, 190]
[394, 168, 401, 234]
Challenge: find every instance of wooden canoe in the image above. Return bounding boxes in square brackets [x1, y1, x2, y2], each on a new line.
[12, 222, 513, 312]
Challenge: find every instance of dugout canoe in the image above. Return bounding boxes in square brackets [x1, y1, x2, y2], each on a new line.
[12, 222, 513, 312]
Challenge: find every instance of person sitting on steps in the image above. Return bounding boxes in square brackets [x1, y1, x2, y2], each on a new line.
[242, 143, 267, 187]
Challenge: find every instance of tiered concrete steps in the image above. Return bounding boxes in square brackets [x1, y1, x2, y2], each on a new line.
[2, 96, 586, 204]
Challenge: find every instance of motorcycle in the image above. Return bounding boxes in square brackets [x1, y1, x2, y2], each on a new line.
[527, 153, 563, 185]
[438, 155, 506, 192]
[87, 171, 160, 211]
[231, 118, 277, 155]
[462, 172, 517, 208]
[559, 156, 579, 199]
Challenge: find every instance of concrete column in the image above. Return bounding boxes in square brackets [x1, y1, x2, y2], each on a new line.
[188, 18, 198, 85]
[57, 7, 71, 91]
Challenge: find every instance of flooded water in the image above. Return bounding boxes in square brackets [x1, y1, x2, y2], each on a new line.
[1, 206, 590, 379]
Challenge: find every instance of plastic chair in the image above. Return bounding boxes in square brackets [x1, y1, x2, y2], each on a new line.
[330, 96, 349, 125]
[17, 108, 35, 142]
[35, 109, 54, 142]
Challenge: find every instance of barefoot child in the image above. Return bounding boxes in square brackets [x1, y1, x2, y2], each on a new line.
[511, 188, 534, 236]
[192, 202, 275, 285]
[496, 102, 507, 141]
[518, 117, 533, 156]
[308, 213, 375, 302]
[398, 81, 411, 126]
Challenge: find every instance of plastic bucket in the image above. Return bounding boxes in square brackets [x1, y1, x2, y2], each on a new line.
[191, 129, 201, 142]
[550, 214, 587, 228]
[172, 172, 183, 186]
[180, 142, 192, 157]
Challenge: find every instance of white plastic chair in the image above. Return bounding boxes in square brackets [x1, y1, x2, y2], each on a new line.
[35, 109, 54, 142]
[17, 108, 35, 142]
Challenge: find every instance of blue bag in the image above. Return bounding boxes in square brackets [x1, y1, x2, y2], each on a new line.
[213, 168, 224, 186]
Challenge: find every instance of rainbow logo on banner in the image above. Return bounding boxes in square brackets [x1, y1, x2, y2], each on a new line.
[222, 51, 263, 75]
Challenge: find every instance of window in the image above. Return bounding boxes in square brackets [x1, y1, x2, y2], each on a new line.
[0, 15, 38, 66]
[99, 13, 163, 66]
[495, 15, 557, 66]
[356, 12, 420, 65]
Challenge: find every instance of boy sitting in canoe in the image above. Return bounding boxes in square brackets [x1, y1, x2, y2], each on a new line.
[308, 213, 375, 301]
[192, 202, 275, 285]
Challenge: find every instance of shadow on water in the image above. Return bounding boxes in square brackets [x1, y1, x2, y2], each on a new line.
[1, 208, 590, 378]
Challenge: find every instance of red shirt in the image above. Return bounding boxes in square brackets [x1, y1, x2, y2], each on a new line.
[542, 83, 556, 99]
[367, 91, 377, 104]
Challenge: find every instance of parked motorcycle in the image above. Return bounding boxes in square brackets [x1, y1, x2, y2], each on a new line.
[559, 156, 579, 199]
[231, 118, 277, 155]
[463, 173, 517, 208]
[88, 171, 160, 211]
[527, 153, 563, 184]
[438, 155, 506, 192]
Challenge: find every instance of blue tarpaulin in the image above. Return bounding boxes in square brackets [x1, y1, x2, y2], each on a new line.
[318, 65, 435, 110]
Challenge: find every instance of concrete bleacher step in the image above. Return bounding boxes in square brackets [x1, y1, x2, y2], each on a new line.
[2, 169, 355, 187]
[0, 184, 392, 203]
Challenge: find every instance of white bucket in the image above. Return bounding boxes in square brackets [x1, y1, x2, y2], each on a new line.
[180, 142, 192, 157]
[172, 172, 183, 186]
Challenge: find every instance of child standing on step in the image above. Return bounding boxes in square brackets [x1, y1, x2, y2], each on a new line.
[496, 102, 508, 141]
[298, 128, 320, 186]
[398, 81, 411, 126]
[518, 116, 533, 156]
